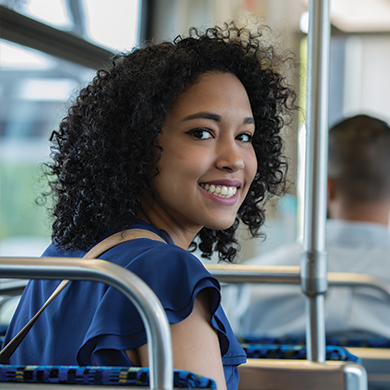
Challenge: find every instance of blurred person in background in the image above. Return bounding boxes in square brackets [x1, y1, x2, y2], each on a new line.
[223, 114, 390, 340]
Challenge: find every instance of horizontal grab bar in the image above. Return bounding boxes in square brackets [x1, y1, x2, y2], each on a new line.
[206, 264, 301, 284]
[205, 265, 390, 300]
[3, 264, 389, 301]
[0, 257, 173, 390]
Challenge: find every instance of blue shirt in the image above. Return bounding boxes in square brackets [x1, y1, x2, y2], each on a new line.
[4, 221, 246, 390]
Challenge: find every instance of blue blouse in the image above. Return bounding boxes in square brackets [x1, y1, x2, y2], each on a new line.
[4, 221, 246, 390]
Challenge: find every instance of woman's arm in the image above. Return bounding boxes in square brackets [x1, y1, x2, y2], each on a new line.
[126, 289, 227, 390]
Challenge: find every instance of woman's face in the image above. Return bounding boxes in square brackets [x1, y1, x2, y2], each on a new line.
[148, 72, 257, 238]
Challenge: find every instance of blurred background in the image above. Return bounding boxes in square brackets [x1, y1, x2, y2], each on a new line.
[0, 0, 390, 261]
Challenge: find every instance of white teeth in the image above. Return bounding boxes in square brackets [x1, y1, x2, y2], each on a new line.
[200, 184, 237, 198]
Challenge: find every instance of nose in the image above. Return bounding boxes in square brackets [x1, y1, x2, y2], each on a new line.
[215, 140, 245, 172]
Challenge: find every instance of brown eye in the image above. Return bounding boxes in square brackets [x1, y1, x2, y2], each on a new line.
[186, 129, 213, 139]
[236, 133, 252, 142]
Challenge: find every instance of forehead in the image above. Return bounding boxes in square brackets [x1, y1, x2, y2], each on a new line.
[168, 72, 252, 120]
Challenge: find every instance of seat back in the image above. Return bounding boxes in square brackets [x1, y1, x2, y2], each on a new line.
[0, 365, 216, 389]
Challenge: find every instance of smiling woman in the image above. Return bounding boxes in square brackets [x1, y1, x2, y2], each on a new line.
[2, 22, 296, 390]
[147, 72, 257, 248]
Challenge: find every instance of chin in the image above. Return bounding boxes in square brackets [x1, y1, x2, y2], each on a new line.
[204, 218, 236, 231]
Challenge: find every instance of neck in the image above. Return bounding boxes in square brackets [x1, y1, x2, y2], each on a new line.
[138, 201, 201, 250]
[329, 200, 390, 226]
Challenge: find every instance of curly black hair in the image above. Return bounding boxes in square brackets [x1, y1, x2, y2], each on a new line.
[45, 22, 297, 262]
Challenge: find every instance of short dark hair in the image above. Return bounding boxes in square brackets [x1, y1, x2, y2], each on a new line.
[45, 22, 297, 262]
[328, 114, 390, 203]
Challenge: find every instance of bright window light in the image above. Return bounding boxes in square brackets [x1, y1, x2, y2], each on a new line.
[300, 11, 309, 34]
[18, 79, 79, 101]
[331, 0, 390, 32]
[0, 40, 55, 70]
[26, 0, 72, 28]
[302, 0, 390, 33]
[83, 0, 140, 51]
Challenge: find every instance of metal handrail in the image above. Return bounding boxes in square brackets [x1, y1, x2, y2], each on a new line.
[0, 257, 173, 390]
[206, 265, 390, 300]
[206, 265, 301, 284]
[302, 0, 331, 363]
[3, 267, 389, 299]
[328, 272, 390, 298]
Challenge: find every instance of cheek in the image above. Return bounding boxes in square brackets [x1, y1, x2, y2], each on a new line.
[153, 149, 197, 191]
[246, 150, 258, 183]
[158, 143, 188, 167]
[158, 145, 207, 178]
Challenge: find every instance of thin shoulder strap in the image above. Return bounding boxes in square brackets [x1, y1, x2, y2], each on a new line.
[0, 229, 167, 364]
[84, 229, 167, 258]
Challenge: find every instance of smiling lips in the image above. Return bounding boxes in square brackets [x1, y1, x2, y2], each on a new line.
[200, 183, 238, 198]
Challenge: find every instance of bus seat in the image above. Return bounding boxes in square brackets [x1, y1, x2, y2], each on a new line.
[242, 344, 360, 363]
[240, 337, 390, 390]
[238, 359, 366, 390]
[238, 343, 366, 390]
[346, 348, 390, 390]
[242, 336, 390, 349]
[0, 365, 216, 389]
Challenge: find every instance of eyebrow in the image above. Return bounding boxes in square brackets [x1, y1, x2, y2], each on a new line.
[183, 112, 221, 122]
[183, 111, 254, 125]
[243, 117, 255, 124]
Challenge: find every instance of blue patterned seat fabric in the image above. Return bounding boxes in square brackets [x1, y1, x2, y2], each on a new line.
[243, 335, 390, 348]
[242, 344, 361, 363]
[0, 365, 216, 388]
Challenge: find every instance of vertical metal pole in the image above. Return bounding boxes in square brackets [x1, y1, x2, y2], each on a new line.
[300, 0, 331, 363]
